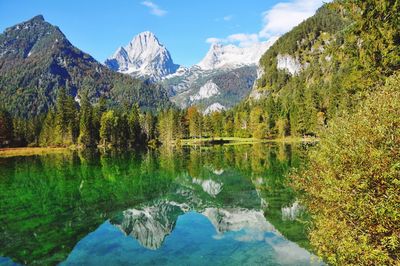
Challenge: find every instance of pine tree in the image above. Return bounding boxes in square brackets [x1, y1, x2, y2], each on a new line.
[223, 114, 234, 137]
[54, 89, 78, 146]
[187, 106, 202, 138]
[0, 109, 13, 147]
[99, 110, 114, 147]
[93, 96, 107, 144]
[39, 110, 56, 147]
[128, 103, 141, 145]
[210, 112, 223, 138]
[141, 112, 156, 143]
[78, 93, 94, 147]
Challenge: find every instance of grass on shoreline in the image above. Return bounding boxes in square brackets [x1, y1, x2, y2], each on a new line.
[0, 147, 70, 157]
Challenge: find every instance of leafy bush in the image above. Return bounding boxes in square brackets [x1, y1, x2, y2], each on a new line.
[293, 73, 400, 265]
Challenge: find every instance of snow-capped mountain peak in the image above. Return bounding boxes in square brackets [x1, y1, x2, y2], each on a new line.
[197, 38, 278, 70]
[105, 31, 179, 81]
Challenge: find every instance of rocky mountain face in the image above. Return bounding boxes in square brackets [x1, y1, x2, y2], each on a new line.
[105, 31, 179, 82]
[197, 40, 277, 70]
[162, 65, 258, 111]
[105, 32, 276, 113]
[0, 16, 170, 117]
[163, 40, 277, 112]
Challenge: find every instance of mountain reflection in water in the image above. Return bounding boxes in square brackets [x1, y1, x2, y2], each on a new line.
[0, 144, 323, 265]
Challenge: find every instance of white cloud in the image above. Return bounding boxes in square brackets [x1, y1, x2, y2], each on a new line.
[206, 37, 223, 44]
[141, 1, 167, 17]
[227, 33, 259, 47]
[223, 15, 233, 21]
[259, 0, 327, 38]
[214, 14, 234, 22]
[206, 0, 327, 47]
[206, 34, 259, 47]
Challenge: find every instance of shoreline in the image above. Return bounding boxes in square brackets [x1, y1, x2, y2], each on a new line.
[0, 137, 318, 157]
[0, 147, 71, 157]
[178, 136, 319, 146]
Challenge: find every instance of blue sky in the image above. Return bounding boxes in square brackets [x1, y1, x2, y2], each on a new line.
[0, 0, 326, 66]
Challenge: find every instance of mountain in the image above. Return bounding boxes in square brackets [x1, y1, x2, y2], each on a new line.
[105, 31, 180, 82]
[0, 16, 170, 117]
[230, 2, 389, 138]
[161, 40, 276, 112]
[197, 40, 277, 70]
[228, 4, 351, 137]
[105, 32, 276, 113]
[163, 65, 258, 111]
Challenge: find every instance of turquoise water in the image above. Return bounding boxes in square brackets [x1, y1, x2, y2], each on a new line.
[0, 144, 323, 265]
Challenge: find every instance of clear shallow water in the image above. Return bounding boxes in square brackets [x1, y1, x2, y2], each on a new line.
[0, 144, 323, 265]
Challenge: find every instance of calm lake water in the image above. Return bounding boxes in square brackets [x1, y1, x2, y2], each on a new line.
[0, 144, 323, 266]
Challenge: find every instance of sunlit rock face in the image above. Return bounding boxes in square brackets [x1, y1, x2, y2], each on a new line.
[105, 31, 179, 82]
[281, 201, 304, 221]
[192, 178, 223, 197]
[203, 103, 226, 115]
[189, 80, 220, 102]
[113, 200, 184, 250]
[276, 54, 304, 75]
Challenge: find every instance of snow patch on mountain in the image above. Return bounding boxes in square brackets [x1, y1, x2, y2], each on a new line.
[189, 80, 220, 102]
[197, 37, 278, 70]
[105, 31, 179, 81]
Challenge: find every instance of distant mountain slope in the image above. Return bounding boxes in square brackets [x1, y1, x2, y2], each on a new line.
[164, 65, 257, 111]
[162, 40, 276, 112]
[0, 16, 170, 117]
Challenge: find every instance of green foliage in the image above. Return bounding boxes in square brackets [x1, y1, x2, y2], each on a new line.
[78, 93, 95, 147]
[127, 104, 142, 145]
[186, 106, 203, 138]
[227, 0, 400, 141]
[39, 110, 56, 147]
[157, 108, 185, 145]
[54, 89, 78, 146]
[293, 73, 400, 265]
[0, 109, 13, 147]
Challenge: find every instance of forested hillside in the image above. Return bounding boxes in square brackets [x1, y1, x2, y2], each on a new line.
[226, 1, 399, 138]
[0, 15, 170, 118]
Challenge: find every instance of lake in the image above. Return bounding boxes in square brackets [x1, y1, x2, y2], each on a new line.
[0, 144, 323, 265]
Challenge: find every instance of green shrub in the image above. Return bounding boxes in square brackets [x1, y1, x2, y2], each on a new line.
[293, 73, 400, 265]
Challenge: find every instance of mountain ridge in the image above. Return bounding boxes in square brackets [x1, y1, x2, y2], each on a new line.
[105, 31, 277, 112]
[0, 15, 170, 117]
